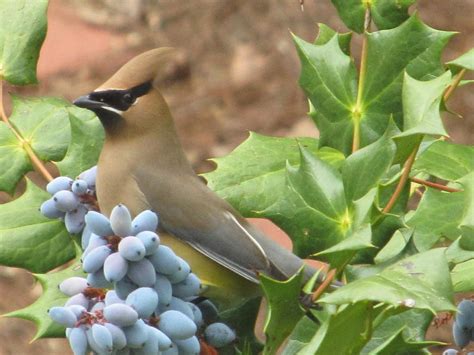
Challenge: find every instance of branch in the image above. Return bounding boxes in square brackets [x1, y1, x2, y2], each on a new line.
[352, 7, 371, 153]
[444, 68, 466, 102]
[382, 146, 419, 214]
[410, 177, 462, 193]
[311, 268, 337, 302]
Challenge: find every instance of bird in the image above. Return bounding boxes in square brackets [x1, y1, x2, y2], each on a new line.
[73, 48, 326, 307]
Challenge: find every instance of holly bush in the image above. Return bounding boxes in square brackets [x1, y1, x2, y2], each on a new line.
[0, 1, 472, 354]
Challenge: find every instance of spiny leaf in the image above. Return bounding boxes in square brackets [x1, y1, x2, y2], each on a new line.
[0, 96, 71, 194]
[298, 302, 372, 354]
[342, 123, 396, 202]
[361, 308, 436, 354]
[0, 180, 75, 272]
[56, 107, 104, 178]
[4, 246, 84, 339]
[0, 0, 48, 85]
[331, 0, 416, 33]
[407, 187, 464, 251]
[204, 133, 345, 257]
[260, 269, 305, 355]
[447, 48, 474, 73]
[320, 248, 456, 314]
[413, 140, 474, 181]
[293, 34, 357, 154]
[314, 23, 352, 55]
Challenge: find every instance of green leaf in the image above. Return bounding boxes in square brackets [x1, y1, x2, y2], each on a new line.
[407, 188, 464, 251]
[370, 0, 417, 31]
[330, 0, 366, 33]
[0, 0, 48, 85]
[458, 173, 474, 239]
[331, 0, 416, 33]
[362, 309, 436, 354]
[204, 133, 343, 215]
[374, 229, 413, 264]
[342, 124, 396, 202]
[412, 140, 474, 181]
[56, 107, 104, 178]
[397, 71, 451, 137]
[5, 247, 84, 339]
[204, 133, 345, 257]
[0, 96, 71, 193]
[282, 316, 319, 355]
[320, 249, 456, 314]
[299, 302, 372, 354]
[260, 270, 305, 355]
[0, 122, 30, 194]
[446, 238, 474, 265]
[316, 224, 374, 270]
[447, 48, 474, 73]
[0, 180, 75, 272]
[296, 15, 453, 155]
[314, 23, 352, 55]
[366, 326, 438, 354]
[283, 146, 348, 255]
[451, 259, 474, 292]
[293, 34, 357, 155]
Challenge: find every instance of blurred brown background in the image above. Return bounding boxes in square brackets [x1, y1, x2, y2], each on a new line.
[0, 0, 472, 354]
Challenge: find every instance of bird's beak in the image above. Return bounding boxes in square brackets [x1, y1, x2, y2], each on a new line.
[73, 95, 105, 110]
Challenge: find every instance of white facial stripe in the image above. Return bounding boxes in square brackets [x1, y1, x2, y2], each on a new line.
[94, 88, 125, 92]
[101, 106, 124, 115]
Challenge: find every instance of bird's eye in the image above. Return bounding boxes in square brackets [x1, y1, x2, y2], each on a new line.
[122, 93, 135, 105]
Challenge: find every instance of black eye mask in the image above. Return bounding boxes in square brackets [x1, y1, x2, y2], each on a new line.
[88, 81, 152, 111]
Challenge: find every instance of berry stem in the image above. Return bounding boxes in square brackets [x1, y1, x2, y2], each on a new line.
[410, 177, 462, 193]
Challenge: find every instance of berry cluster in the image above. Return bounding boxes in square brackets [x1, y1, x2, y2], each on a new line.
[451, 299, 474, 351]
[48, 202, 235, 354]
[40, 166, 98, 234]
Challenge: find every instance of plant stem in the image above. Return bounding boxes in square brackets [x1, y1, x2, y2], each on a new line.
[381, 67, 465, 213]
[382, 146, 419, 214]
[352, 7, 371, 153]
[444, 68, 466, 102]
[410, 177, 462, 193]
[0, 80, 53, 182]
[311, 268, 336, 302]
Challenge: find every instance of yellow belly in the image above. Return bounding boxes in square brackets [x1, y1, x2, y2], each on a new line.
[160, 232, 260, 308]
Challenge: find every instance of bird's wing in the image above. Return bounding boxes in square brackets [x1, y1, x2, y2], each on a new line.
[136, 172, 272, 282]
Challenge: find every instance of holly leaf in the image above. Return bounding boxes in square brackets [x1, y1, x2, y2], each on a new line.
[0, 0, 48, 85]
[447, 48, 474, 74]
[260, 269, 305, 355]
[320, 249, 456, 314]
[0, 179, 75, 272]
[331, 0, 416, 33]
[412, 140, 474, 181]
[315, 224, 374, 270]
[292, 34, 357, 155]
[298, 302, 372, 354]
[314, 23, 352, 55]
[342, 123, 396, 202]
[407, 188, 464, 251]
[56, 107, 104, 178]
[277, 146, 348, 255]
[451, 259, 474, 293]
[4, 246, 84, 339]
[0, 96, 71, 194]
[204, 133, 345, 257]
[361, 309, 436, 354]
[282, 316, 319, 355]
[295, 16, 454, 155]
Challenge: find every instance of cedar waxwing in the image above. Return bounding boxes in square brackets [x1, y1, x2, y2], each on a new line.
[73, 48, 325, 306]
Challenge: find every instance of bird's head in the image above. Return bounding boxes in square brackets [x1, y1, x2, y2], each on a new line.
[73, 48, 176, 137]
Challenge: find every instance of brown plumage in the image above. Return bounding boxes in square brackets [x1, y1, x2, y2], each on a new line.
[74, 48, 321, 305]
